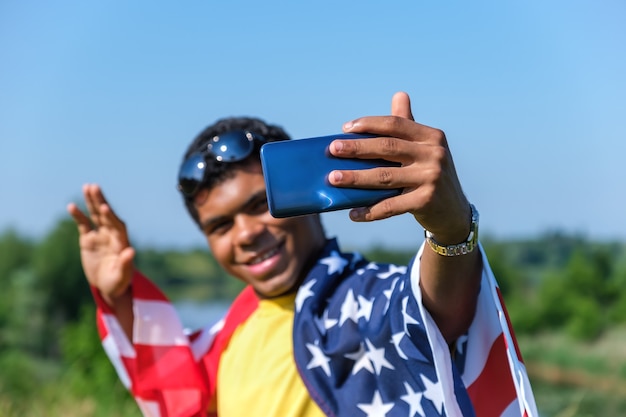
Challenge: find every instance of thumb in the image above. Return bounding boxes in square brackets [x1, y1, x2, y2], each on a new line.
[119, 246, 136, 280]
[390, 91, 414, 121]
[109, 246, 136, 298]
[120, 246, 135, 269]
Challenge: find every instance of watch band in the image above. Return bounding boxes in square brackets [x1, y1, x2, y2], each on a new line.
[424, 204, 479, 256]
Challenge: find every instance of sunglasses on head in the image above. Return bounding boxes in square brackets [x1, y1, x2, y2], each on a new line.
[177, 130, 267, 198]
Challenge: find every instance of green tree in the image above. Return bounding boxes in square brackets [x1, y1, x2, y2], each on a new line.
[29, 217, 91, 356]
[32, 218, 91, 320]
[0, 230, 44, 353]
[0, 229, 34, 334]
[534, 247, 619, 340]
[0, 229, 33, 281]
[607, 258, 626, 323]
[60, 304, 138, 415]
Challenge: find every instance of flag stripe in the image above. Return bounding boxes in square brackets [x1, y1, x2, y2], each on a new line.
[467, 333, 517, 416]
[134, 300, 188, 346]
[495, 287, 524, 362]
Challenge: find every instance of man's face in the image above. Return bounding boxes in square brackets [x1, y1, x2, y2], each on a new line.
[194, 160, 326, 298]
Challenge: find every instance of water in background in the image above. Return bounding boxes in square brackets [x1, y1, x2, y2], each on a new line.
[174, 300, 230, 331]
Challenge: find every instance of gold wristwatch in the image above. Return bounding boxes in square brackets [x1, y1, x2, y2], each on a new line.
[424, 204, 479, 256]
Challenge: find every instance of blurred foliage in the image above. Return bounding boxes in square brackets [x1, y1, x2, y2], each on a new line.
[1, 219, 626, 416]
[482, 231, 626, 341]
[135, 247, 245, 301]
[531, 378, 626, 417]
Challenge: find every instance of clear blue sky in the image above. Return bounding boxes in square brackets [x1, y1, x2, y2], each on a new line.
[1, 0, 624, 250]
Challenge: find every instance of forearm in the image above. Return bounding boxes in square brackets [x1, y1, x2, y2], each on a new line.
[102, 287, 134, 341]
[91, 270, 143, 344]
[419, 244, 482, 344]
[94, 272, 215, 416]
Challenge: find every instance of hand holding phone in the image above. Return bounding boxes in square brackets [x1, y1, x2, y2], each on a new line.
[260, 133, 402, 218]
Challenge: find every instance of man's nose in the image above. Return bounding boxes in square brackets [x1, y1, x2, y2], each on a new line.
[233, 213, 264, 246]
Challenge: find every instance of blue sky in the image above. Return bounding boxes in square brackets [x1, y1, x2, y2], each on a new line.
[1, 0, 624, 250]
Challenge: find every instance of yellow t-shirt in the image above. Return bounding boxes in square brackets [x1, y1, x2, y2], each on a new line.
[217, 293, 325, 417]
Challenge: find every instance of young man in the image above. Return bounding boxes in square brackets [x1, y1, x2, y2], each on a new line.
[68, 92, 537, 416]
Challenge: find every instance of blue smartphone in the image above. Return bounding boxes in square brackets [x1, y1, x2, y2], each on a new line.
[260, 133, 402, 218]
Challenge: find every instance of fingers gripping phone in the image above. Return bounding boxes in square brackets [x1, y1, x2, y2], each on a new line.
[260, 133, 402, 218]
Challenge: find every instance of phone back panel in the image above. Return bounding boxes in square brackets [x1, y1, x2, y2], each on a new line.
[260, 133, 401, 218]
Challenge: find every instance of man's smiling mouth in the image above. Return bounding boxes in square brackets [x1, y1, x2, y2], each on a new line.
[247, 243, 283, 265]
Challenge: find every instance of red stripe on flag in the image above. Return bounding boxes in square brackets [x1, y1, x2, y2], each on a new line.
[203, 285, 258, 398]
[95, 307, 109, 339]
[467, 333, 517, 417]
[134, 344, 209, 393]
[129, 345, 210, 416]
[162, 389, 205, 417]
[133, 271, 170, 302]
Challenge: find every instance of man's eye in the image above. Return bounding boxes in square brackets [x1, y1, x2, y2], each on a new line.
[205, 220, 232, 236]
[251, 197, 269, 214]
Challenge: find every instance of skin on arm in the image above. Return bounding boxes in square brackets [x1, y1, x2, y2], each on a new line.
[67, 183, 135, 340]
[328, 92, 482, 343]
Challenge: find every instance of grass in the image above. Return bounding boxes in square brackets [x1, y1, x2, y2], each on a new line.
[520, 326, 626, 381]
[531, 380, 626, 417]
[519, 326, 626, 416]
[0, 390, 140, 417]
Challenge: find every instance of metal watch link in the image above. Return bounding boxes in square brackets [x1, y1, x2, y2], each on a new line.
[424, 204, 479, 256]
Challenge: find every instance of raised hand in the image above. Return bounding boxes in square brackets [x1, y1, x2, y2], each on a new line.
[330, 91, 480, 341]
[67, 184, 135, 305]
[329, 91, 471, 245]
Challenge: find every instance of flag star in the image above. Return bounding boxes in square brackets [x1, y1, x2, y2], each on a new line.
[421, 374, 444, 415]
[365, 339, 395, 374]
[345, 342, 374, 375]
[350, 252, 363, 268]
[295, 279, 316, 312]
[339, 289, 359, 326]
[314, 308, 338, 335]
[320, 250, 348, 275]
[377, 264, 406, 279]
[402, 296, 420, 334]
[306, 342, 331, 377]
[401, 382, 425, 417]
[391, 332, 408, 359]
[357, 262, 377, 275]
[357, 390, 394, 417]
[357, 295, 374, 321]
[382, 277, 399, 313]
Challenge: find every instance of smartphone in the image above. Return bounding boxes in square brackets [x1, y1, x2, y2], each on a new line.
[260, 133, 402, 218]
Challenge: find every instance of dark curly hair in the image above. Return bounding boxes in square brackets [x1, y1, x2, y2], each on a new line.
[180, 116, 291, 226]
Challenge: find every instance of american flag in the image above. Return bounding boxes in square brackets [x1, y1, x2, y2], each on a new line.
[93, 239, 538, 417]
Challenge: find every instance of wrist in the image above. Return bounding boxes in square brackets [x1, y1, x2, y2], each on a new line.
[424, 204, 479, 256]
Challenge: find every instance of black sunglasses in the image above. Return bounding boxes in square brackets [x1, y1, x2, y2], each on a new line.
[177, 130, 266, 198]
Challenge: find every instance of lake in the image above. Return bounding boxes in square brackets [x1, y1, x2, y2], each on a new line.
[174, 300, 230, 331]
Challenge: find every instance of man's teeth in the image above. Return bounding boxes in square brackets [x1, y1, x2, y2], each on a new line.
[250, 247, 279, 265]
